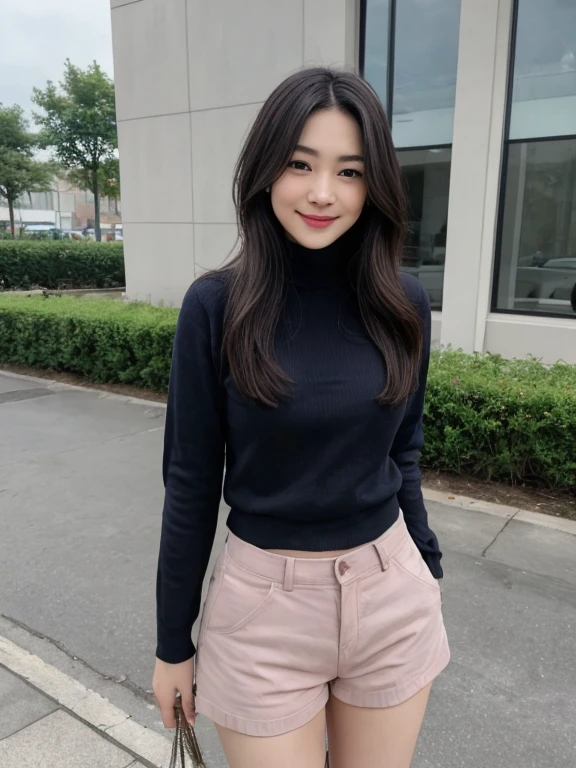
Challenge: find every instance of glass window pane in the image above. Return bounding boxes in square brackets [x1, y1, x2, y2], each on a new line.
[399, 147, 451, 310]
[363, 0, 391, 109]
[510, 0, 576, 140]
[495, 138, 576, 316]
[393, 0, 462, 148]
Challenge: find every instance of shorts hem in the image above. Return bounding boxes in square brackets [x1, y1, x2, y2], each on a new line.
[331, 644, 451, 709]
[195, 686, 329, 737]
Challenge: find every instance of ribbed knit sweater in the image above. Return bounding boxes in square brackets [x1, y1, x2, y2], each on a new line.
[156, 240, 443, 664]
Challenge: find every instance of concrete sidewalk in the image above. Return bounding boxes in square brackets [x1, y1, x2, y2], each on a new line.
[1, 369, 576, 768]
[0, 637, 169, 768]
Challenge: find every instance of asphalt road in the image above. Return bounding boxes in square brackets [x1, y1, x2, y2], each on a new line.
[1, 370, 575, 768]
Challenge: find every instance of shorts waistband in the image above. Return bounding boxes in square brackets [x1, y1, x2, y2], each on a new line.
[225, 511, 408, 590]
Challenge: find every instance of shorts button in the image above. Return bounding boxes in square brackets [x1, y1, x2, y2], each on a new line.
[338, 561, 350, 576]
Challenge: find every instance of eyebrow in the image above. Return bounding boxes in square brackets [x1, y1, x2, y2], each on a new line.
[294, 144, 364, 163]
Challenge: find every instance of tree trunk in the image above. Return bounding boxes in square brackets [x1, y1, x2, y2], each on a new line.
[93, 169, 101, 242]
[8, 198, 16, 239]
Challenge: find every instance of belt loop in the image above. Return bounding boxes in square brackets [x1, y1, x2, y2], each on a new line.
[375, 542, 390, 572]
[283, 558, 295, 592]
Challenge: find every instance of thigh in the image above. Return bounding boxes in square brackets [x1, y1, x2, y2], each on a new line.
[216, 708, 327, 768]
[326, 684, 431, 768]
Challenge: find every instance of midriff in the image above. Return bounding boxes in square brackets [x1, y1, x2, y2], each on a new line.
[265, 546, 359, 559]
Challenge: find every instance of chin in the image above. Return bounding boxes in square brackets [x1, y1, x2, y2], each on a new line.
[286, 226, 349, 250]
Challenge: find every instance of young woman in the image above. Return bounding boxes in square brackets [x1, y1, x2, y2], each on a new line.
[153, 67, 450, 768]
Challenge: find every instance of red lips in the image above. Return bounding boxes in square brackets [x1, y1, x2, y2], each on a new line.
[297, 213, 338, 229]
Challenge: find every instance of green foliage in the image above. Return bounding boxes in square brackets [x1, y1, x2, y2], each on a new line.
[32, 60, 118, 241]
[0, 104, 57, 235]
[0, 241, 125, 290]
[0, 295, 177, 391]
[67, 157, 120, 202]
[424, 349, 576, 490]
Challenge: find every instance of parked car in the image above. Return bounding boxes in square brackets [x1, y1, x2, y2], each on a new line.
[516, 257, 576, 311]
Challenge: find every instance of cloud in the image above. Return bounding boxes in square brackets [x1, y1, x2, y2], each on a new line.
[1, 0, 114, 120]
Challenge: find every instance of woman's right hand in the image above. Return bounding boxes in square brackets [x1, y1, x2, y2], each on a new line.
[152, 656, 196, 728]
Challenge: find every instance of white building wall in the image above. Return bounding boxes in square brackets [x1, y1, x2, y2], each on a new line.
[111, 0, 358, 307]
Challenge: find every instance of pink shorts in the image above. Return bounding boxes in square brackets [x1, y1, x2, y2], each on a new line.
[195, 512, 450, 737]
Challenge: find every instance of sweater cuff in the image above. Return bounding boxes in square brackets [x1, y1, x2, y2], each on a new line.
[156, 631, 196, 664]
[419, 548, 443, 580]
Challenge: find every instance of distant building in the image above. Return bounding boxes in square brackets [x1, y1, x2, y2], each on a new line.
[0, 177, 121, 234]
[110, 0, 576, 363]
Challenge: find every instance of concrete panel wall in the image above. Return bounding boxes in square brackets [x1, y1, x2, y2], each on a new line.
[112, 0, 358, 305]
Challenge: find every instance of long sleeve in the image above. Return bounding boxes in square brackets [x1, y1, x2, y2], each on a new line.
[156, 282, 226, 663]
[390, 281, 443, 579]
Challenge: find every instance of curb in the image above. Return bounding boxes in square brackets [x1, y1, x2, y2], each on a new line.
[422, 487, 576, 537]
[0, 368, 166, 410]
[0, 635, 171, 768]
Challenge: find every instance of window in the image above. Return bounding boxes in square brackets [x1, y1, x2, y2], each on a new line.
[509, 0, 576, 141]
[495, 139, 576, 316]
[363, 0, 462, 147]
[362, 1, 461, 309]
[392, 0, 462, 148]
[493, 0, 576, 318]
[363, 0, 391, 110]
[399, 148, 451, 310]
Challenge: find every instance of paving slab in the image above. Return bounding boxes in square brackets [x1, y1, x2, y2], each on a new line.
[426, 500, 508, 557]
[0, 709, 135, 768]
[0, 666, 58, 739]
[0, 375, 42, 395]
[487, 517, 576, 586]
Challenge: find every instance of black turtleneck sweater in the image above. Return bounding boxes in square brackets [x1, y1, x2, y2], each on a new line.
[156, 240, 442, 664]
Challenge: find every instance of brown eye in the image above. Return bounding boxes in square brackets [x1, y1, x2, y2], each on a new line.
[289, 161, 310, 171]
[339, 169, 363, 178]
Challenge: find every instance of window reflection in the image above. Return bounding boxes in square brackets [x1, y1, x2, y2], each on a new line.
[363, 0, 462, 147]
[399, 148, 452, 310]
[495, 139, 576, 316]
[363, 0, 391, 110]
[510, 0, 576, 140]
[392, 0, 462, 147]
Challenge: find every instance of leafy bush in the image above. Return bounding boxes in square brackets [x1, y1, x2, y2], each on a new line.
[0, 294, 176, 391]
[424, 349, 576, 490]
[0, 293, 574, 490]
[0, 241, 125, 290]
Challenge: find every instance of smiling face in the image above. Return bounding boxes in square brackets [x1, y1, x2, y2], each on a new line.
[270, 108, 368, 249]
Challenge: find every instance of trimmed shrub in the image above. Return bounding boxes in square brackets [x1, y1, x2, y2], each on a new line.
[0, 241, 125, 291]
[0, 294, 176, 391]
[0, 294, 574, 490]
[424, 349, 576, 490]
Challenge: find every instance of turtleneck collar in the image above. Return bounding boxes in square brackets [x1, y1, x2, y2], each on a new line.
[286, 237, 352, 289]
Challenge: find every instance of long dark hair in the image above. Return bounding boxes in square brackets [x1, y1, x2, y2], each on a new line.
[202, 67, 423, 407]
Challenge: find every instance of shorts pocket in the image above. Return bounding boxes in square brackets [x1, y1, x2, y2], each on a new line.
[206, 550, 277, 635]
[393, 535, 441, 594]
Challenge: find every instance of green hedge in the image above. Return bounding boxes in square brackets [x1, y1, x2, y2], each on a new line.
[425, 349, 576, 490]
[0, 294, 176, 391]
[0, 294, 575, 490]
[0, 241, 125, 291]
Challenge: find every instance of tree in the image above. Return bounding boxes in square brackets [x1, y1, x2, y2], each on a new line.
[32, 60, 117, 242]
[0, 105, 55, 238]
[68, 157, 120, 216]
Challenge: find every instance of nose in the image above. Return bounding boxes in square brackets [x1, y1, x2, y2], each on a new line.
[307, 175, 336, 206]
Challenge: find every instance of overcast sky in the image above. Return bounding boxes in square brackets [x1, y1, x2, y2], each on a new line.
[1, 0, 114, 122]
